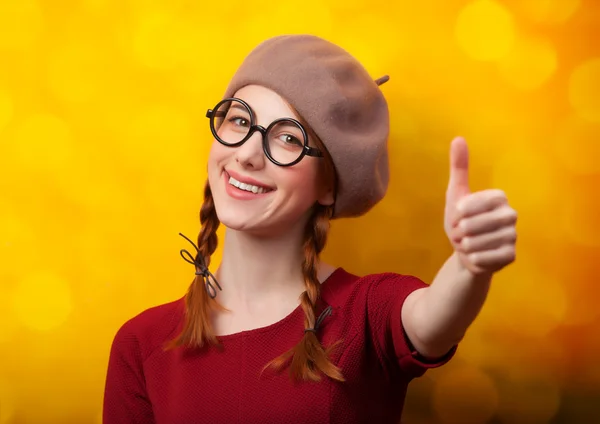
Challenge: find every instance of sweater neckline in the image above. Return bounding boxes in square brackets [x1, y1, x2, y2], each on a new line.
[213, 267, 346, 341]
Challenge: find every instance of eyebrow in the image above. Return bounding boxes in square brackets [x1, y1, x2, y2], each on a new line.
[230, 103, 250, 113]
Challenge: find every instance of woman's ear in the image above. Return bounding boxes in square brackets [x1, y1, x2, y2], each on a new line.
[317, 185, 335, 206]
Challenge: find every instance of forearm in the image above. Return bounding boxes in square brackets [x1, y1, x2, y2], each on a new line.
[401, 137, 516, 359]
[403, 252, 492, 358]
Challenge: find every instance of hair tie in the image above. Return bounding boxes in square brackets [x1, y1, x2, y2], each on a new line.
[178, 232, 222, 299]
[304, 305, 333, 334]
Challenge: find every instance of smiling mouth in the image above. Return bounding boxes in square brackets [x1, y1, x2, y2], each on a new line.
[226, 173, 274, 194]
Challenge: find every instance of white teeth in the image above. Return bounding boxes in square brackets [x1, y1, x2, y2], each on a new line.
[228, 176, 268, 194]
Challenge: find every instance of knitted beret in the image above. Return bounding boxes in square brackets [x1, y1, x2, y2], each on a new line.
[223, 34, 390, 219]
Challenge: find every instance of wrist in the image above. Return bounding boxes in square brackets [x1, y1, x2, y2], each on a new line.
[452, 251, 494, 284]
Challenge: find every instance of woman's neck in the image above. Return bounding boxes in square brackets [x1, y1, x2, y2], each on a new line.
[215, 226, 307, 305]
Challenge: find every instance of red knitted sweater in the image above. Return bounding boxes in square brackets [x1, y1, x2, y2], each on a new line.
[103, 268, 455, 424]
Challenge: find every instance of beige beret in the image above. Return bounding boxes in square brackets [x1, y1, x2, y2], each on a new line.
[223, 34, 390, 218]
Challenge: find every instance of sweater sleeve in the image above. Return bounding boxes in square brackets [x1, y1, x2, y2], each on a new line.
[366, 273, 456, 379]
[103, 320, 156, 424]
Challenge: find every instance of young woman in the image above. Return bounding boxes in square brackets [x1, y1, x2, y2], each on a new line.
[103, 35, 517, 424]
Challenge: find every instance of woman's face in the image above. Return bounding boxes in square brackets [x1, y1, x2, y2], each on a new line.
[207, 85, 334, 237]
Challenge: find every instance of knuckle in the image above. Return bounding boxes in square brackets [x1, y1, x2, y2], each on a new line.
[459, 219, 470, 234]
[504, 246, 516, 262]
[492, 189, 507, 203]
[501, 207, 517, 222]
[506, 227, 517, 242]
[461, 236, 472, 252]
[507, 207, 517, 219]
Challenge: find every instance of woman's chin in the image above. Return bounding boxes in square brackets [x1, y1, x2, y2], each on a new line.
[217, 213, 300, 239]
[216, 209, 268, 235]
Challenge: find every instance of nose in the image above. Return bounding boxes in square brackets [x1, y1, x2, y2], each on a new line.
[234, 128, 266, 170]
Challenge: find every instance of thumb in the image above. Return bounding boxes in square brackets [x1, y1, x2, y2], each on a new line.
[447, 136, 471, 201]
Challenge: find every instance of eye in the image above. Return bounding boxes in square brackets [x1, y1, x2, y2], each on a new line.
[228, 116, 250, 127]
[279, 134, 303, 146]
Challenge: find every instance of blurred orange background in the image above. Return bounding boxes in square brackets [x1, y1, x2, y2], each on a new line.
[0, 0, 599, 423]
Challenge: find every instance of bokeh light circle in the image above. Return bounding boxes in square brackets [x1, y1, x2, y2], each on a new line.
[12, 271, 73, 332]
[498, 37, 557, 90]
[568, 58, 600, 123]
[432, 365, 499, 423]
[455, 0, 516, 61]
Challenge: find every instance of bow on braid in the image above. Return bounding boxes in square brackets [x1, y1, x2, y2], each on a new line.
[178, 232, 221, 299]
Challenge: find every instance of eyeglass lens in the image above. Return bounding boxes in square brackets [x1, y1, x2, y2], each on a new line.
[212, 100, 307, 165]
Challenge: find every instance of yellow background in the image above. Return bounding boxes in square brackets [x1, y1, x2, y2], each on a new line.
[1, 0, 599, 423]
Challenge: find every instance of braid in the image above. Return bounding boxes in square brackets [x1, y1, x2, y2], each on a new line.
[166, 180, 224, 350]
[197, 181, 219, 269]
[265, 203, 344, 382]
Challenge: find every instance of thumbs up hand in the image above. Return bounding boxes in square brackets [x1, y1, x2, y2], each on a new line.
[444, 137, 517, 276]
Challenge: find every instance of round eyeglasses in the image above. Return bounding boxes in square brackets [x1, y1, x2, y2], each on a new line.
[206, 98, 323, 167]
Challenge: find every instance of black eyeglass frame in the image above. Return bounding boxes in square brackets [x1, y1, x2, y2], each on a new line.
[206, 97, 323, 167]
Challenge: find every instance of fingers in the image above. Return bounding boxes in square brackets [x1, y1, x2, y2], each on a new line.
[461, 245, 517, 272]
[456, 226, 517, 253]
[451, 204, 517, 239]
[453, 189, 508, 225]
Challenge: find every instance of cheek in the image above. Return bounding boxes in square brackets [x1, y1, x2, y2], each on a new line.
[208, 140, 229, 169]
[278, 161, 321, 198]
